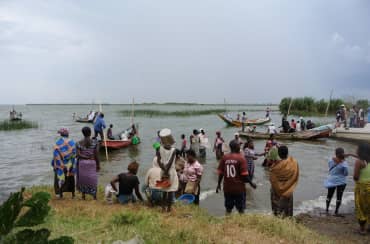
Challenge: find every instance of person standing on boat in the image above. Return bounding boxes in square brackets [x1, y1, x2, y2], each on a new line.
[358, 107, 365, 128]
[300, 117, 306, 131]
[241, 112, 247, 132]
[340, 104, 347, 128]
[349, 106, 357, 128]
[324, 147, 349, 216]
[51, 128, 76, 199]
[266, 107, 270, 118]
[93, 113, 106, 141]
[77, 126, 100, 200]
[213, 131, 224, 160]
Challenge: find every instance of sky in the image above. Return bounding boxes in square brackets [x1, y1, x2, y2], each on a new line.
[0, 0, 370, 104]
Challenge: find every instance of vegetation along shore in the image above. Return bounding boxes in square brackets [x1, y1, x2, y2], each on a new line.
[3, 186, 370, 243]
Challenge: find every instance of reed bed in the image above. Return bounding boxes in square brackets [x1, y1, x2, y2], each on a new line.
[0, 120, 38, 131]
[119, 109, 227, 117]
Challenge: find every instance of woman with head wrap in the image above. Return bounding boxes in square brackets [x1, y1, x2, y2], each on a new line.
[51, 128, 76, 199]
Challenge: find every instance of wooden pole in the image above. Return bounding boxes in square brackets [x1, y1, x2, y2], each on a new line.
[325, 90, 334, 117]
[287, 97, 293, 116]
[130, 98, 135, 125]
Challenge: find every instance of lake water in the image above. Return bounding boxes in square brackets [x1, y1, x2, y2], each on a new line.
[0, 104, 359, 215]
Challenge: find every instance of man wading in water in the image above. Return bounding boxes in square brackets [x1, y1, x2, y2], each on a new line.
[216, 140, 256, 214]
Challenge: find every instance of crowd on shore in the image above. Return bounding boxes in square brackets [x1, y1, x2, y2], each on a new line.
[51, 121, 370, 234]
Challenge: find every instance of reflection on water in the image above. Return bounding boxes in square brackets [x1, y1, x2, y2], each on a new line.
[0, 104, 360, 216]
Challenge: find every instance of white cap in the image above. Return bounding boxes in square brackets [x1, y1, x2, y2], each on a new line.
[234, 132, 239, 136]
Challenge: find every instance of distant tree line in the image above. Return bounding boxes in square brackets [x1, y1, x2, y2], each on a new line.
[279, 97, 369, 116]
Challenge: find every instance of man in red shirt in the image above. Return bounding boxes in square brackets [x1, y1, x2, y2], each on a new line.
[216, 140, 256, 214]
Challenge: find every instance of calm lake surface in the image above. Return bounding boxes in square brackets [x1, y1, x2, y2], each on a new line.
[0, 104, 359, 215]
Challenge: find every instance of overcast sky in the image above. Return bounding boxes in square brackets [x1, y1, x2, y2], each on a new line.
[0, 0, 369, 104]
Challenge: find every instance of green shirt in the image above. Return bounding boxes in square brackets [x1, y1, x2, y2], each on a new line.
[359, 161, 370, 183]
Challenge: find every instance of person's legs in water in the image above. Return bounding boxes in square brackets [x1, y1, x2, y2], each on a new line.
[326, 187, 336, 213]
[334, 184, 346, 216]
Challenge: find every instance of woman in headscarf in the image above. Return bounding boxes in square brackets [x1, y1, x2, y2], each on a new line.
[51, 128, 76, 199]
[353, 143, 370, 235]
[76, 126, 100, 200]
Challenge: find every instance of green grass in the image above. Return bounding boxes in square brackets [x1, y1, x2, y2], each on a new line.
[0, 120, 38, 131]
[119, 109, 227, 117]
[18, 186, 332, 243]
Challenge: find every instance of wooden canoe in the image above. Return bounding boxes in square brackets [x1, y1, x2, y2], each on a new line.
[75, 118, 94, 123]
[218, 113, 271, 127]
[238, 125, 332, 140]
[100, 140, 132, 150]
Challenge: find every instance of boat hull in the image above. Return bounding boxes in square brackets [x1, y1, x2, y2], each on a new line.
[218, 114, 271, 127]
[100, 140, 132, 150]
[239, 126, 332, 140]
[75, 118, 94, 123]
[331, 123, 370, 142]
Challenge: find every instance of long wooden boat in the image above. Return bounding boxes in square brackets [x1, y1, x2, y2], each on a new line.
[331, 123, 370, 142]
[100, 125, 140, 150]
[100, 140, 132, 150]
[238, 124, 333, 140]
[75, 117, 94, 123]
[218, 113, 271, 127]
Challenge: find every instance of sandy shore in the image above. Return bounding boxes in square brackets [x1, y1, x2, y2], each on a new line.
[296, 201, 370, 244]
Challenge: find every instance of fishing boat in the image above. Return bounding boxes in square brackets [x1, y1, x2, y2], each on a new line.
[238, 124, 333, 140]
[100, 125, 140, 150]
[75, 111, 98, 123]
[331, 123, 370, 142]
[9, 108, 22, 121]
[217, 113, 271, 127]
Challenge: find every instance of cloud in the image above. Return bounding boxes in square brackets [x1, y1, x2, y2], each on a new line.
[331, 32, 344, 45]
[0, 0, 370, 104]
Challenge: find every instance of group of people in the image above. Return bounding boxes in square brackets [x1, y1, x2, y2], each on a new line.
[336, 104, 366, 128]
[323, 143, 370, 234]
[280, 115, 315, 133]
[51, 127, 100, 200]
[51, 124, 370, 234]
